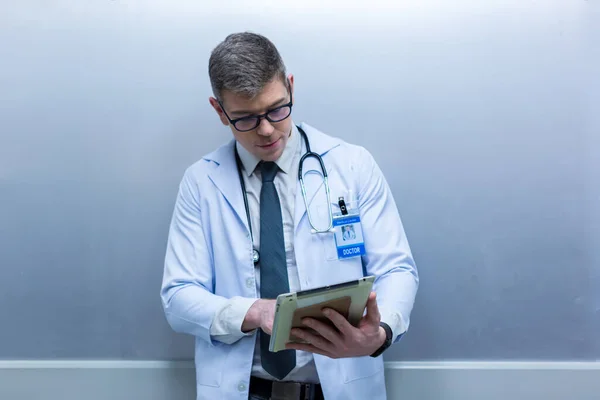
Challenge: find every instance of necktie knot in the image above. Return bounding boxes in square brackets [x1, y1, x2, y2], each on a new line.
[260, 161, 279, 183]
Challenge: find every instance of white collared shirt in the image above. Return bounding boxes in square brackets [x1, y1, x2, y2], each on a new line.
[209, 123, 319, 383]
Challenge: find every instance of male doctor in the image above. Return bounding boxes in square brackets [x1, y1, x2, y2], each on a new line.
[161, 32, 418, 400]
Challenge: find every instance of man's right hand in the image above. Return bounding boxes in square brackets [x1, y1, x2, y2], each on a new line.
[242, 299, 276, 334]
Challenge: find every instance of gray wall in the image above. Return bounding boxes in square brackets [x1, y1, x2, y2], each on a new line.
[1, 0, 598, 366]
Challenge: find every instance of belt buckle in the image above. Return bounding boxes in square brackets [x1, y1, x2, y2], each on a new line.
[271, 381, 302, 400]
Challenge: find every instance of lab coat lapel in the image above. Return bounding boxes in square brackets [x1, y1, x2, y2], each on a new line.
[293, 123, 342, 231]
[204, 140, 249, 233]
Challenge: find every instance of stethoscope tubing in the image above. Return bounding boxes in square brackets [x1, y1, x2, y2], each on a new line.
[234, 126, 333, 265]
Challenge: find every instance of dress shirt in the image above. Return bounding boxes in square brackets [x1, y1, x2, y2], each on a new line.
[209, 123, 319, 383]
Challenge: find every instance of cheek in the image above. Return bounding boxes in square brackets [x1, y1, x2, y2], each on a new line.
[275, 119, 292, 137]
[232, 131, 256, 149]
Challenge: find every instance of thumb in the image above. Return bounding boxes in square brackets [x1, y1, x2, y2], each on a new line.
[365, 291, 380, 322]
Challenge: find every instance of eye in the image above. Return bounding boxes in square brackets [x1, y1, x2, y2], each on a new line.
[268, 106, 291, 121]
[234, 116, 259, 131]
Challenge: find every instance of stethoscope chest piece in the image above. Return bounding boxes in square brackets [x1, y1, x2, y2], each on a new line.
[252, 248, 260, 264]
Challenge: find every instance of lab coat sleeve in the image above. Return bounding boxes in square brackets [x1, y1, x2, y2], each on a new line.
[209, 297, 257, 344]
[357, 147, 419, 344]
[161, 169, 244, 345]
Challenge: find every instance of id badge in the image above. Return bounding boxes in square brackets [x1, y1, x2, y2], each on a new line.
[332, 210, 366, 259]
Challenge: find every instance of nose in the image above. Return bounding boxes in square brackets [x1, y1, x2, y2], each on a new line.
[256, 118, 275, 136]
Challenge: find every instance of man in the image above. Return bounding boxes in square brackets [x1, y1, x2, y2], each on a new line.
[161, 32, 418, 400]
[342, 225, 356, 241]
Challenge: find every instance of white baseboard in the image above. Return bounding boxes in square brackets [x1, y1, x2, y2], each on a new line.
[0, 361, 598, 400]
[384, 361, 600, 400]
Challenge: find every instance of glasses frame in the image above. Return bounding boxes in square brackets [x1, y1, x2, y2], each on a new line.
[217, 80, 293, 132]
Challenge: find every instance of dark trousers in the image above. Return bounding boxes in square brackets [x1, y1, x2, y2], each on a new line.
[248, 376, 324, 400]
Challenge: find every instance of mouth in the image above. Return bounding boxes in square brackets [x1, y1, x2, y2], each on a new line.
[257, 138, 280, 149]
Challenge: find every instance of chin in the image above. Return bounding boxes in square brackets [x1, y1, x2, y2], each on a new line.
[260, 152, 281, 162]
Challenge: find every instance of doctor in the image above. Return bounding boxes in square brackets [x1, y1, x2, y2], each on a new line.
[161, 32, 418, 400]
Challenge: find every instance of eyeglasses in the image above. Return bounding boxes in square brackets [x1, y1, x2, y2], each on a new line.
[218, 82, 293, 132]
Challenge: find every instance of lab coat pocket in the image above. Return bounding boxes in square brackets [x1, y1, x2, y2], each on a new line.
[320, 233, 339, 261]
[316, 203, 365, 274]
[194, 339, 229, 387]
[316, 203, 339, 261]
[340, 355, 384, 383]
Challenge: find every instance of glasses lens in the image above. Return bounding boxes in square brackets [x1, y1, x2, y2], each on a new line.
[267, 106, 291, 122]
[234, 117, 259, 131]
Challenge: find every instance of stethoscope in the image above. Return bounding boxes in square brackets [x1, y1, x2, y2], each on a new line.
[234, 126, 333, 265]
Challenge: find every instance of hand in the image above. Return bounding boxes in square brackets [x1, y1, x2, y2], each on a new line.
[285, 291, 386, 358]
[242, 299, 276, 334]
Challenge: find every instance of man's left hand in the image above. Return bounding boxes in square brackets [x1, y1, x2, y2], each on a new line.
[285, 291, 386, 358]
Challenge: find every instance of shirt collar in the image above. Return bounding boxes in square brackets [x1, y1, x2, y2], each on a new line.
[235, 123, 300, 177]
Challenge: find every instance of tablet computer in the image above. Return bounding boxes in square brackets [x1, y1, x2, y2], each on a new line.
[269, 275, 375, 352]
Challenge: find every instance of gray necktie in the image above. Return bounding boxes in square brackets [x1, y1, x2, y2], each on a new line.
[259, 161, 296, 380]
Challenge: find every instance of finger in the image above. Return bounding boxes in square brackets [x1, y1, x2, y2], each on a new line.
[302, 317, 342, 344]
[290, 327, 335, 353]
[365, 291, 381, 323]
[262, 322, 274, 336]
[320, 308, 356, 337]
[285, 342, 337, 358]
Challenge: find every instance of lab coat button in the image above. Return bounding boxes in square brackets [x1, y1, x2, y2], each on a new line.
[246, 278, 253, 288]
[238, 382, 246, 392]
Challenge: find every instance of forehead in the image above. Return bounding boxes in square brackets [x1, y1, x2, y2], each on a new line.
[222, 79, 288, 115]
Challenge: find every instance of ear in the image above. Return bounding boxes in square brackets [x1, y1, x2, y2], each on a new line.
[209, 97, 230, 126]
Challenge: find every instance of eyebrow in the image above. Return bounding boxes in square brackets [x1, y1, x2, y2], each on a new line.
[229, 96, 288, 117]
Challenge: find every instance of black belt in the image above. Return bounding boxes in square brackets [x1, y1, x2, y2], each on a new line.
[249, 376, 324, 400]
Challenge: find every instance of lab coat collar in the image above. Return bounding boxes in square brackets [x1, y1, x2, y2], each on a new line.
[296, 122, 342, 157]
[202, 121, 342, 233]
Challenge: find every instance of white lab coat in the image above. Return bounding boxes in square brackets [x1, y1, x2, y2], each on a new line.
[161, 122, 418, 400]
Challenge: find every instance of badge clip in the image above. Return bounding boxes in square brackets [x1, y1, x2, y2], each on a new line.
[338, 197, 348, 215]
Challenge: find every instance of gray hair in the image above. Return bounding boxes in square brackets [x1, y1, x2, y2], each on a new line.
[208, 32, 287, 101]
